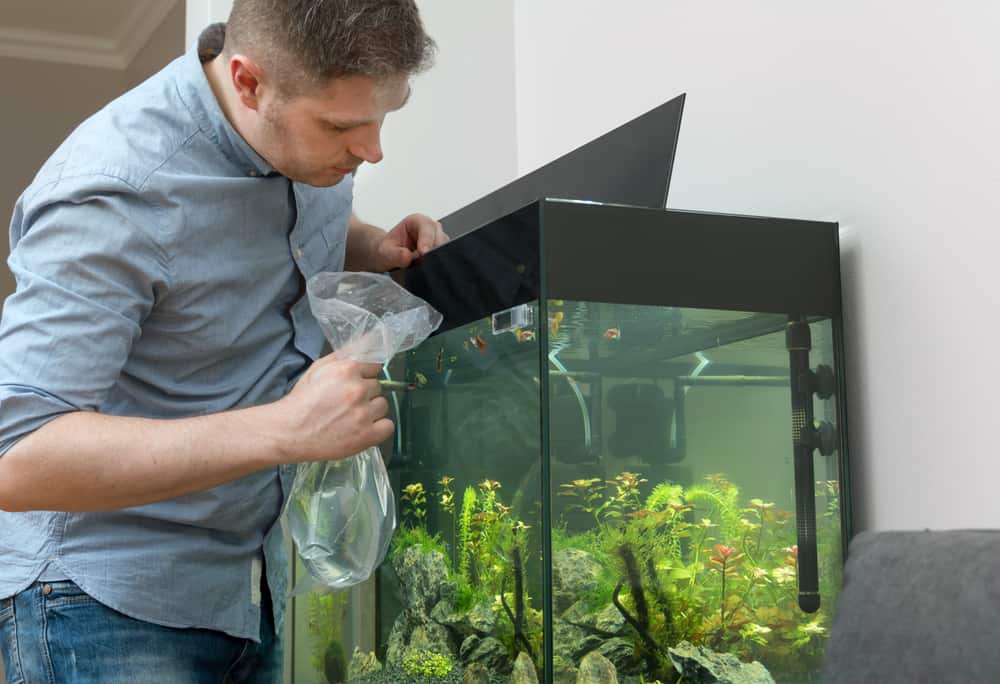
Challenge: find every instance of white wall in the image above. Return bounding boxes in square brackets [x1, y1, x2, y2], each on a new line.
[186, 0, 233, 49]
[351, 2, 517, 227]
[514, 1, 1000, 532]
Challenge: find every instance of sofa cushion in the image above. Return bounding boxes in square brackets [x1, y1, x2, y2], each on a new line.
[822, 529, 1000, 683]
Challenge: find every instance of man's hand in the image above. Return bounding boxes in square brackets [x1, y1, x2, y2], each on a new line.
[274, 356, 394, 463]
[373, 213, 450, 271]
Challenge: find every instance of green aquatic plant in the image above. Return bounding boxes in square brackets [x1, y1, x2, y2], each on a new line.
[401, 482, 427, 526]
[392, 523, 446, 556]
[304, 591, 348, 681]
[611, 542, 662, 673]
[401, 650, 453, 679]
[323, 640, 347, 684]
[558, 477, 605, 524]
[601, 471, 648, 521]
[645, 482, 685, 512]
[552, 470, 839, 678]
[499, 521, 536, 662]
[437, 475, 455, 516]
[457, 485, 477, 583]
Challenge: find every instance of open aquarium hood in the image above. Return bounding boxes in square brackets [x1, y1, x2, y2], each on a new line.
[439, 93, 686, 237]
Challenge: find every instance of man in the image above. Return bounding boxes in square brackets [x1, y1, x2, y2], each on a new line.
[0, 1, 444, 680]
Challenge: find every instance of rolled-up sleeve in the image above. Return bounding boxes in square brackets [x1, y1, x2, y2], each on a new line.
[0, 176, 168, 456]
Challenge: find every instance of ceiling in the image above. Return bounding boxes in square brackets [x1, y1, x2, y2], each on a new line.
[0, 0, 180, 69]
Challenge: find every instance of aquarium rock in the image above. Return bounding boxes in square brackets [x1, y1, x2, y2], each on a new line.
[460, 635, 510, 672]
[553, 663, 579, 684]
[576, 651, 618, 684]
[595, 638, 642, 676]
[463, 662, 491, 684]
[667, 641, 775, 684]
[392, 545, 453, 615]
[386, 616, 454, 670]
[553, 619, 602, 664]
[510, 651, 539, 684]
[431, 598, 497, 637]
[562, 600, 625, 636]
[348, 647, 382, 679]
[553, 549, 603, 611]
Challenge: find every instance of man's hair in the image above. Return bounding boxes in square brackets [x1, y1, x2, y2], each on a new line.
[225, 0, 435, 93]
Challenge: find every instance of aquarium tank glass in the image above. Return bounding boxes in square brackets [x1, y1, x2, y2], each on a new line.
[288, 199, 849, 684]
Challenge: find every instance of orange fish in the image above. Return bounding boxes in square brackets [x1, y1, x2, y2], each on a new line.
[604, 327, 621, 340]
[515, 329, 535, 342]
[549, 311, 564, 336]
[470, 335, 488, 353]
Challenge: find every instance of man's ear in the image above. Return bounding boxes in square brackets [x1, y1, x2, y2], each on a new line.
[229, 54, 264, 111]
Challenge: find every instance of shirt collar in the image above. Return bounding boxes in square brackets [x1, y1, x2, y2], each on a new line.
[176, 24, 275, 178]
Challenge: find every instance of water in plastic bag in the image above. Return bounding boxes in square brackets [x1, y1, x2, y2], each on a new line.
[286, 446, 395, 591]
[285, 272, 442, 594]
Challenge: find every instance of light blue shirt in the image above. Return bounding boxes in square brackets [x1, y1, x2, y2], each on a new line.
[0, 29, 352, 640]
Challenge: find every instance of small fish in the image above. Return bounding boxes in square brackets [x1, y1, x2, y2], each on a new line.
[515, 328, 535, 342]
[470, 335, 488, 353]
[549, 311, 564, 336]
[550, 299, 564, 306]
[604, 327, 621, 340]
[415, 371, 428, 386]
[435, 347, 444, 372]
[449, 355, 458, 363]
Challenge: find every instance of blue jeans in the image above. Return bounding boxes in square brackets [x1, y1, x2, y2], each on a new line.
[0, 581, 281, 684]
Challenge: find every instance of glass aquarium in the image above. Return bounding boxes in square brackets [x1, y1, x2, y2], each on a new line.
[288, 199, 849, 684]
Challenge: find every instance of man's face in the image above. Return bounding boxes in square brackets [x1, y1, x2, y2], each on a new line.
[251, 73, 410, 187]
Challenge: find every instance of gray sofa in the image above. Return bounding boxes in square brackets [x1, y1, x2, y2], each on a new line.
[822, 529, 1000, 683]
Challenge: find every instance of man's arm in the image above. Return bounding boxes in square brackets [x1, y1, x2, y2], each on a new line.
[344, 211, 389, 272]
[0, 355, 392, 513]
[344, 211, 449, 272]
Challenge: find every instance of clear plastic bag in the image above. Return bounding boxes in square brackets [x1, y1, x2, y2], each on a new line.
[285, 272, 442, 594]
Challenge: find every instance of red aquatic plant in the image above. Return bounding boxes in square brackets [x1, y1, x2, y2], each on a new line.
[708, 544, 745, 644]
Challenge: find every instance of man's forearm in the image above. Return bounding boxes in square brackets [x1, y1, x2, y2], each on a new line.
[344, 212, 387, 272]
[0, 404, 288, 513]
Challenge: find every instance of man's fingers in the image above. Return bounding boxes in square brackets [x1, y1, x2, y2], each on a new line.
[366, 378, 383, 399]
[370, 417, 395, 443]
[369, 396, 389, 420]
[359, 362, 383, 378]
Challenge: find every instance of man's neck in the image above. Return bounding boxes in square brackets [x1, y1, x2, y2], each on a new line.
[203, 55, 244, 140]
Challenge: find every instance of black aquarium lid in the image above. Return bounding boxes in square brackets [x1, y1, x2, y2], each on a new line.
[439, 94, 685, 237]
[403, 199, 841, 333]
[542, 200, 842, 318]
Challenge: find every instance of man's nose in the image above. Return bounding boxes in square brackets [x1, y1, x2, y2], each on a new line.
[351, 125, 383, 164]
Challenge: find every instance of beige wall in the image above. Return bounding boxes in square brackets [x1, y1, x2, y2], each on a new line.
[0, 0, 184, 313]
[0, 4, 182, 678]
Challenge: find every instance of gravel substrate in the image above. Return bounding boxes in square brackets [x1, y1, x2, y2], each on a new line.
[347, 665, 510, 684]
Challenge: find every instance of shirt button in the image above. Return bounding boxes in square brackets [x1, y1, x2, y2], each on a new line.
[248, 169, 258, 177]
[296, 247, 303, 258]
[42, 583, 53, 595]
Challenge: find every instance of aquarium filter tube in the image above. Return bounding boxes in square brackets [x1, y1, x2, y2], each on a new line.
[671, 351, 709, 450]
[548, 345, 593, 450]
